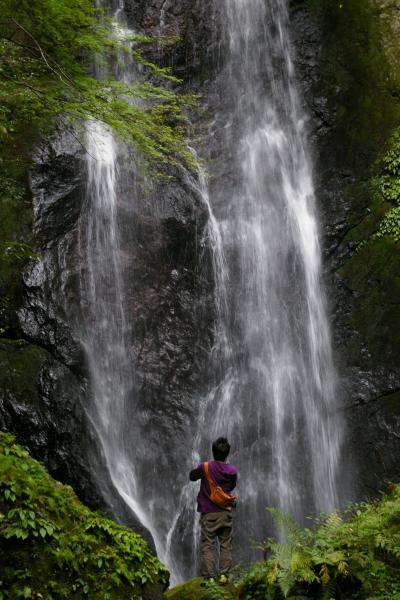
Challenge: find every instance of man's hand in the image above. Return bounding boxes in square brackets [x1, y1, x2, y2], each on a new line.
[189, 464, 203, 481]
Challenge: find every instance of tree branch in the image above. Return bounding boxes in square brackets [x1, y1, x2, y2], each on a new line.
[9, 18, 81, 94]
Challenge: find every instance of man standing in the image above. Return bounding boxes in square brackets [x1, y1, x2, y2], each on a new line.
[189, 437, 238, 580]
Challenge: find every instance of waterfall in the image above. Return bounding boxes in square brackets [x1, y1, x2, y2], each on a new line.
[76, 0, 166, 563]
[209, 0, 342, 516]
[74, 0, 342, 585]
[165, 0, 342, 577]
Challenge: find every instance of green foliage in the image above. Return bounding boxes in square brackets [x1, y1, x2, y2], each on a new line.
[0, 432, 169, 599]
[376, 129, 400, 198]
[381, 128, 400, 180]
[367, 128, 400, 243]
[0, 0, 194, 168]
[234, 485, 400, 599]
[373, 207, 400, 243]
[361, 127, 400, 240]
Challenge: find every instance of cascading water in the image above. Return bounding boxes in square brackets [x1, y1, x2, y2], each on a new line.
[211, 0, 342, 514]
[165, 0, 343, 577]
[74, 0, 342, 585]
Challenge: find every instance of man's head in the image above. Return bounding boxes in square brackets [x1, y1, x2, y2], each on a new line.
[212, 437, 231, 462]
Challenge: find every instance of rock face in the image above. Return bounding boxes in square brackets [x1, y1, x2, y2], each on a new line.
[14, 110, 213, 553]
[0, 0, 399, 570]
[290, 0, 400, 497]
[123, 0, 218, 77]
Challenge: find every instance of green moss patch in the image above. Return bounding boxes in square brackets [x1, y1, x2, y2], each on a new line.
[0, 433, 169, 599]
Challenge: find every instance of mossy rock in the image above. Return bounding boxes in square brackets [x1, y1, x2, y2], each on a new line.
[340, 238, 400, 365]
[0, 432, 169, 599]
[317, 0, 400, 173]
[165, 578, 215, 600]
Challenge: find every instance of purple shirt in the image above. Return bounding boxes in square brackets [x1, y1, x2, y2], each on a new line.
[189, 460, 238, 513]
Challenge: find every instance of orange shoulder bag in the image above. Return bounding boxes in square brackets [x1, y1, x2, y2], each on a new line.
[204, 461, 236, 511]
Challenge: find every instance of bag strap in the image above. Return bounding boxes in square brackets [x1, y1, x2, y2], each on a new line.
[203, 461, 216, 492]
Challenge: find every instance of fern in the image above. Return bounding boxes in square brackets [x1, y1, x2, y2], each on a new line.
[238, 485, 400, 599]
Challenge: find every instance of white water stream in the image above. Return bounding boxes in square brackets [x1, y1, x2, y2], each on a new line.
[77, 0, 167, 565]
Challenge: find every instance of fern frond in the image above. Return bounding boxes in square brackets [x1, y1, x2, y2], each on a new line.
[290, 550, 311, 572]
[324, 511, 343, 530]
[319, 563, 330, 586]
[273, 542, 296, 570]
[277, 569, 296, 598]
[338, 560, 349, 576]
[297, 566, 318, 584]
[268, 507, 303, 543]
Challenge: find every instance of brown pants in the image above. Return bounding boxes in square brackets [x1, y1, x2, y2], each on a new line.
[200, 511, 233, 578]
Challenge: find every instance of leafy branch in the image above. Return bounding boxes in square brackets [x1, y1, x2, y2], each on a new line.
[0, 0, 196, 170]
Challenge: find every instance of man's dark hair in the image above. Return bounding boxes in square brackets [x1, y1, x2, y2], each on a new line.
[212, 437, 230, 461]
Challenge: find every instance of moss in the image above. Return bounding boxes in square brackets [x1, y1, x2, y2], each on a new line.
[0, 140, 35, 337]
[0, 340, 45, 403]
[0, 432, 169, 599]
[338, 124, 400, 364]
[0, 108, 44, 425]
[314, 1, 400, 366]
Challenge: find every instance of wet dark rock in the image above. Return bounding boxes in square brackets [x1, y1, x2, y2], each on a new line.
[30, 135, 85, 247]
[10, 80, 213, 550]
[124, 0, 218, 74]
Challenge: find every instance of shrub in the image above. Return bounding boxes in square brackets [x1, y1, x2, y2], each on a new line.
[0, 432, 169, 599]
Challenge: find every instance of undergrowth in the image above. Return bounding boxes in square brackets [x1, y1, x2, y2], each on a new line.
[235, 485, 400, 599]
[0, 432, 169, 599]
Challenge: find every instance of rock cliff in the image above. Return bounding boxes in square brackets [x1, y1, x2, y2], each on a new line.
[0, 0, 399, 553]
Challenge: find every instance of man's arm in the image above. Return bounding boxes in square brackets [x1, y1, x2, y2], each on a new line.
[189, 464, 203, 481]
